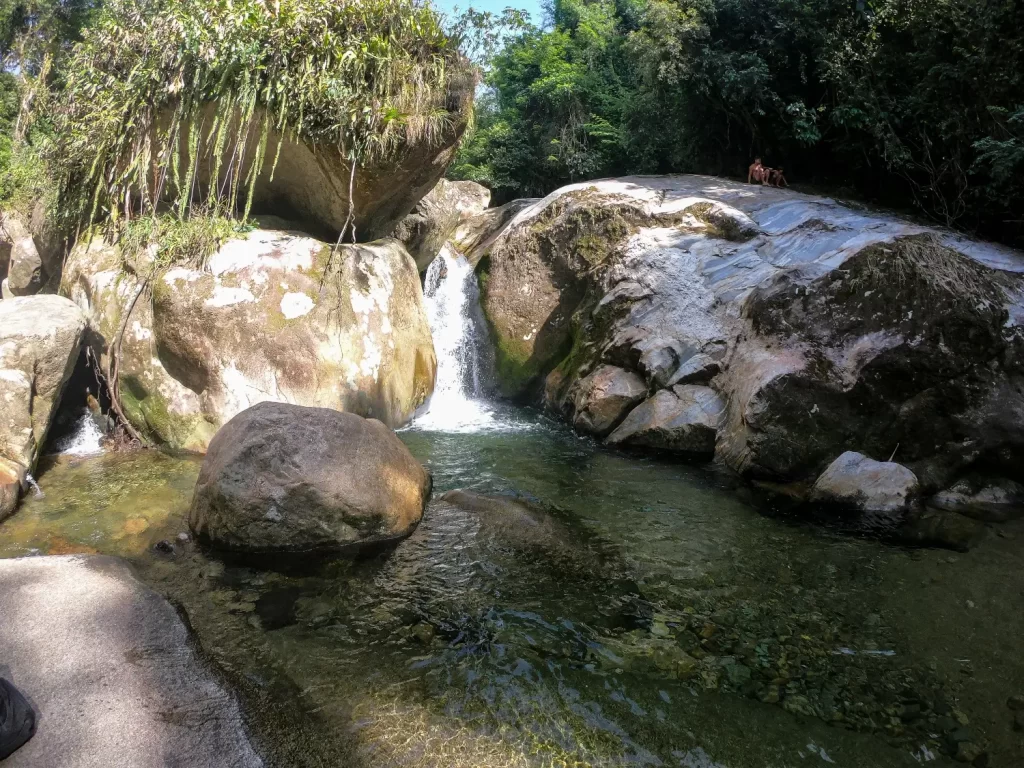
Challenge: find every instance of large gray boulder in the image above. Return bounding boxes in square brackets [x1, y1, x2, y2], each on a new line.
[567, 364, 647, 437]
[63, 230, 436, 450]
[188, 402, 432, 555]
[810, 452, 919, 514]
[479, 175, 1024, 507]
[0, 555, 262, 767]
[391, 179, 490, 271]
[607, 385, 725, 458]
[1, 206, 65, 297]
[0, 295, 87, 520]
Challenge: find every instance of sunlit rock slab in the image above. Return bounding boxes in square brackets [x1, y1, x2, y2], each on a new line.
[0, 554, 262, 767]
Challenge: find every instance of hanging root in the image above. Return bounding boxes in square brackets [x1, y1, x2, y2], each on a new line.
[102, 278, 151, 446]
[320, 155, 358, 294]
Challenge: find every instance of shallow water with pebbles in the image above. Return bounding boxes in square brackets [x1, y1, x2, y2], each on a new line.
[1, 411, 1022, 767]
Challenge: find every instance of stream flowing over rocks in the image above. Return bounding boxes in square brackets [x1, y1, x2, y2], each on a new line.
[63, 228, 436, 450]
[474, 175, 1024, 527]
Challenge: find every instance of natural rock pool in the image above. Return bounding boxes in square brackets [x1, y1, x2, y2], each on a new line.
[2, 408, 1022, 767]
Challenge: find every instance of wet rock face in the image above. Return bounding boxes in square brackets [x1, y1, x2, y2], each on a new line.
[479, 175, 1024, 513]
[63, 230, 436, 450]
[810, 452, 919, 515]
[189, 402, 431, 555]
[0, 295, 87, 519]
[391, 179, 490, 271]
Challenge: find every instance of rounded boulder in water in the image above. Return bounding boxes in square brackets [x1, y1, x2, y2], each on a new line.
[188, 402, 432, 556]
[0, 678, 36, 760]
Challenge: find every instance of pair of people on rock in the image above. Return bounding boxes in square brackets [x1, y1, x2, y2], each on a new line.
[748, 158, 787, 187]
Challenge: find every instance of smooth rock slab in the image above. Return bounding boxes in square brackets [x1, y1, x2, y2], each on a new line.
[0, 555, 262, 768]
[811, 451, 919, 514]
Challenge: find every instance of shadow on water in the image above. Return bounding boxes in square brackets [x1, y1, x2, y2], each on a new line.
[1, 411, 1022, 766]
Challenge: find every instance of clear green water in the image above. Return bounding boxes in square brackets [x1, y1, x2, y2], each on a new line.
[2, 409, 1023, 767]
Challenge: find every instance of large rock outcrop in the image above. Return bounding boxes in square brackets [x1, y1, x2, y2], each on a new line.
[479, 176, 1024, 510]
[188, 402, 431, 555]
[391, 178, 490, 271]
[0, 555, 262, 767]
[63, 229, 436, 450]
[0, 295, 87, 519]
[174, 97, 474, 243]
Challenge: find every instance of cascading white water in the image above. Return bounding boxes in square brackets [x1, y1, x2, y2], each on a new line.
[54, 410, 107, 456]
[413, 245, 518, 432]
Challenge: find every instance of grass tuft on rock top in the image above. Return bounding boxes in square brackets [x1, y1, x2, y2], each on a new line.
[48, 0, 473, 233]
[119, 211, 254, 273]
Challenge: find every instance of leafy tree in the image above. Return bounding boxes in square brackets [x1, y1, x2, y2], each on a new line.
[453, 0, 1024, 246]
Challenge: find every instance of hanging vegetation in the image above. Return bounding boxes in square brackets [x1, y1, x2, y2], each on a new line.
[48, 0, 471, 238]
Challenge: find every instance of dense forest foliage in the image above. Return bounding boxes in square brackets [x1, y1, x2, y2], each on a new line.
[1, 1, 1022, 248]
[452, 0, 1024, 247]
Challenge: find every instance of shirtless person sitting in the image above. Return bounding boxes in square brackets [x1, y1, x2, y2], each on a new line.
[747, 157, 768, 185]
[768, 166, 788, 187]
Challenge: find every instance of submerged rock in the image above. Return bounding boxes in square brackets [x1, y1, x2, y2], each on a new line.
[64, 230, 435, 449]
[810, 452, 919, 515]
[928, 476, 1024, 522]
[0, 295, 87, 519]
[607, 385, 725, 459]
[391, 178, 490, 271]
[0, 554, 262, 767]
[189, 402, 431, 555]
[478, 175, 1024, 510]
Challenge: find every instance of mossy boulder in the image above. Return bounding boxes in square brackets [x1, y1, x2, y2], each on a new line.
[63, 228, 436, 451]
[480, 175, 1024, 514]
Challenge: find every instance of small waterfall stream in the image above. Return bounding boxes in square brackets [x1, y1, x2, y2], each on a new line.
[53, 410, 107, 456]
[413, 246, 517, 432]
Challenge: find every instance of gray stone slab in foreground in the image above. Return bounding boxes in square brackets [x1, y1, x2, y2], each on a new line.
[0, 555, 263, 767]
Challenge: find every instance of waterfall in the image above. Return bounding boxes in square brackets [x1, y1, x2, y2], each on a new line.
[54, 410, 107, 456]
[24, 474, 44, 499]
[413, 245, 513, 432]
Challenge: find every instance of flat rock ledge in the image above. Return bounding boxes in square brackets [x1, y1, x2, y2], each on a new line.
[0, 555, 262, 768]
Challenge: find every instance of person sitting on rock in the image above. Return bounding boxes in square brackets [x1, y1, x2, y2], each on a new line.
[748, 158, 768, 185]
[769, 167, 788, 187]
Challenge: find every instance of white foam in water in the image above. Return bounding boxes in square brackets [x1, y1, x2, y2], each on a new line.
[55, 411, 107, 456]
[411, 246, 525, 433]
